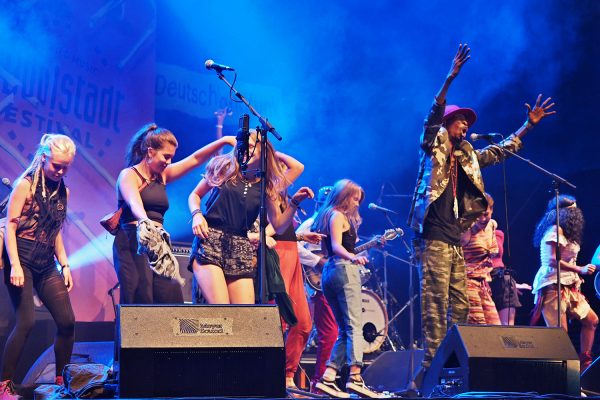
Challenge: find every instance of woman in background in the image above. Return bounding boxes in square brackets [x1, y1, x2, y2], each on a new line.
[531, 195, 598, 372]
[313, 179, 381, 399]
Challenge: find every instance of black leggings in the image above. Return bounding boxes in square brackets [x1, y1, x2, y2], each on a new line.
[2, 264, 75, 381]
[113, 225, 183, 304]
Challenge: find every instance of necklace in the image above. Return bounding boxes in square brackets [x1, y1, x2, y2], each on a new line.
[242, 180, 251, 197]
[40, 171, 61, 202]
[450, 149, 459, 219]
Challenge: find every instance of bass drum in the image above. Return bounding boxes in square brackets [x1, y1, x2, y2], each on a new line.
[361, 289, 388, 354]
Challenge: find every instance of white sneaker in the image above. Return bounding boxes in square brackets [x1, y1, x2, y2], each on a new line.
[346, 376, 386, 398]
[315, 378, 350, 398]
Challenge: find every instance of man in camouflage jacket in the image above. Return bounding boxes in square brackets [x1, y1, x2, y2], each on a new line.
[408, 44, 556, 371]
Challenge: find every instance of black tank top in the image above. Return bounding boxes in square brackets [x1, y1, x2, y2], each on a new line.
[118, 167, 169, 224]
[325, 226, 356, 255]
[273, 222, 297, 242]
[203, 179, 261, 236]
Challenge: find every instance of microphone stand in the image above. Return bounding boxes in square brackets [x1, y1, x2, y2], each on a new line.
[211, 70, 282, 304]
[379, 212, 419, 396]
[108, 282, 120, 319]
[485, 139, 575, 329]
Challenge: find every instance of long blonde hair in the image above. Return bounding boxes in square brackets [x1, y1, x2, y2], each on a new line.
[312, 179, 364, 235]
[22, 134, 76, 198]
[204, 130, 289, 204]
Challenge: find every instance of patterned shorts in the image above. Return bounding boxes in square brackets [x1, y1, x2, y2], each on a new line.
[188, 227, 256, 279]
[541, 284, 591, 326]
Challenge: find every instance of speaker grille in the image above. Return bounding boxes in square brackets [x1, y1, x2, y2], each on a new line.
[471, 358, 569, 393]
[120, 347, 284, 397]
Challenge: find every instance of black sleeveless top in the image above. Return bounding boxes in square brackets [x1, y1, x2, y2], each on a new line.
[17, 174, 67, 247]
[203, 179, 261, 236]
[324, 226, 357, 255]
[118, 167, 169, 224]
[273, 222, 297, 242]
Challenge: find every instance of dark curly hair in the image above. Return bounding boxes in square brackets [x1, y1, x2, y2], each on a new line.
[533, 198, 584, 247]
[546, 194, 576, 212]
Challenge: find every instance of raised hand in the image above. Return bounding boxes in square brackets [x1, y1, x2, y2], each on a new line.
[448, 43, 471, 79]
[291, 187, 315, 204]
[214, 107, 232, 126]
[525, 94, 556, 125]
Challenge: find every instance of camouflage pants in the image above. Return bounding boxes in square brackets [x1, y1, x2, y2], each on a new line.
[413, 238, 469, 368]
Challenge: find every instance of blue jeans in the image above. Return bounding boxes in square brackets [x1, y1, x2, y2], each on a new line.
[321, 257, 363, 370]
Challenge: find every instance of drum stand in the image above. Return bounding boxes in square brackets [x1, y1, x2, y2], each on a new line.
[371, 250, 408, 351]
[377, 212, 420, 396]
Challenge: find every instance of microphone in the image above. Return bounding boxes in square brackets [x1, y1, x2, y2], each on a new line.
[470, 133, 503, 141]
[236, 114, 250, 171]
[204, 59, 235, 72]
[368, 203, 398, 215]
[2, 178, 11, 189]
[107, 282, 120, 295]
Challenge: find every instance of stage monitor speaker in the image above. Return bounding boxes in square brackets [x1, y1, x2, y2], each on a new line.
[363, 349, 425, 392]
[117, 304, 285, 398]
[421, 324, 580, 397]
[581, 355, 600, 395]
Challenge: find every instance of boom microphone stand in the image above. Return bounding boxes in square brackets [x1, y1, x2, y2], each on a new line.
[210, 69, 282, 304]
[483, 139, 575, 329]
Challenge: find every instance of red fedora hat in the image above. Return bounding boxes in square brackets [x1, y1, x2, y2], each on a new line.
[443, 105, 477, 127]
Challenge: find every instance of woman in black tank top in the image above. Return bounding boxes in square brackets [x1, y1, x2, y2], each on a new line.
[311, 179, 382, 398]
[188, 129, 313, 305]
[113, 123, 236, 305]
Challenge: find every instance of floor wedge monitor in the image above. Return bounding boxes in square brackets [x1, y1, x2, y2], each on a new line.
[117, 304, 285, 398]
[421, 324, 580, 396]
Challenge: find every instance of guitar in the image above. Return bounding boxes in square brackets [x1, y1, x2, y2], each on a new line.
[302, 229, 401, 292]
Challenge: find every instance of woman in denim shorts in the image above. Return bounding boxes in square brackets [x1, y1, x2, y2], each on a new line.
[188, 129, 312, 304]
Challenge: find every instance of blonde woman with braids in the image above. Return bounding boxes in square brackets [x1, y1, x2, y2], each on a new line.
[1, 134, 76, 394]
[313, 179, 381, 399]
[114, 123, 236, 304]
[188, 129, 312, 304]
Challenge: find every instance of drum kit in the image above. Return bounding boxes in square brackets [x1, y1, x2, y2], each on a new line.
[304, 241, 417, 355]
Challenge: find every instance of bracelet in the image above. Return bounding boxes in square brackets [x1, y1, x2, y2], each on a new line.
[523, 120, 535, 130]
[60, 264, 70, 270]
[290, 198, 300, 208]
[216, 124, 223, 129]
[191, 209, 202, 218]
